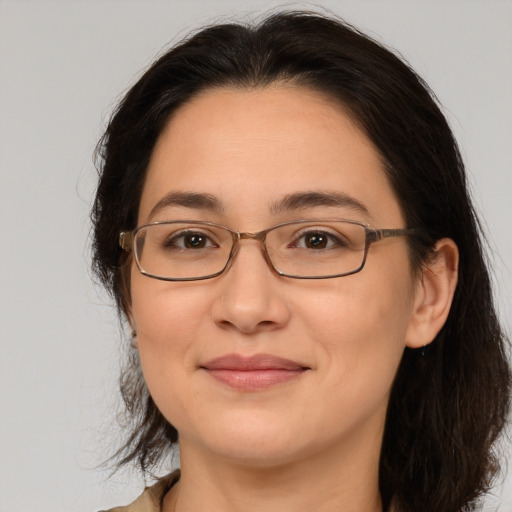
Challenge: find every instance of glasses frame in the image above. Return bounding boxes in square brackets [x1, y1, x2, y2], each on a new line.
[119, 219, 418, 281]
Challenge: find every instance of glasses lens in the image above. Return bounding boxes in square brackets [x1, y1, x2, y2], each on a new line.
[134, 222, 233, 279]
[266, 221, 367, 277]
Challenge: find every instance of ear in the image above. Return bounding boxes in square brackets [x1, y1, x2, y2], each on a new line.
[405, 238, 459, 349]
[127, 312, 136, 332]
[120, 261, 135, 329]
[127, 314, 138, 349]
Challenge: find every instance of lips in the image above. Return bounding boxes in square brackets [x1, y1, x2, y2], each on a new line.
[201, 354, 308, 391]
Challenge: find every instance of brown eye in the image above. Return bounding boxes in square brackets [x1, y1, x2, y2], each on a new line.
[163, 230, 217, 250]
[184, 233, 208, 248]
[304, 233, 328, 249]
[291, 229, 346, 250]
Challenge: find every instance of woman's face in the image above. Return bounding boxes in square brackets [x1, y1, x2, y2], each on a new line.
[130, 85, 420, 466]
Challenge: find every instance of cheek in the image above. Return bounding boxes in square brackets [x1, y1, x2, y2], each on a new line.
[130, 278, 212, 432]
[129, 271, 207, 386]
[131, 265, 206, 340]
[297, 262, 415, 378]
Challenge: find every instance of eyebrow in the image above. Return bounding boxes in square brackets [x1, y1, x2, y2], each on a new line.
[148, 191, 224, 220]
[269, 191, 371, 217]
[147, 190, 370, 220]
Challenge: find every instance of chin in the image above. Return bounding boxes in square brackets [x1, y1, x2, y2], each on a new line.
[180, 411, 313, 465]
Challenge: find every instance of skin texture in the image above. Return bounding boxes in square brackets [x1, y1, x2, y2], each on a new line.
[129, 85, 458, 512]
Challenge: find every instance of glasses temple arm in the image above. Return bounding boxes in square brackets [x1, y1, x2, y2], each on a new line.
[366, 228, 419, 243]
[119, 231, 134, 251]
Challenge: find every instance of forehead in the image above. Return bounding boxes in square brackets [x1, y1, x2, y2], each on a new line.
[139, 85, 403, 226]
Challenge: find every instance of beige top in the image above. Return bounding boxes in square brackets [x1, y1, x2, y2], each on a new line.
[99, 470, 180, 512]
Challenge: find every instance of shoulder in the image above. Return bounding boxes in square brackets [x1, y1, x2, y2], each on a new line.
[98, 470, 180, 512]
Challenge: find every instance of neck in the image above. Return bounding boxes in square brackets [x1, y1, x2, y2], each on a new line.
[163, 429, 383, 512]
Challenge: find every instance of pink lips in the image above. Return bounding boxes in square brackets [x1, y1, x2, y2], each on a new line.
[201, 354, 308, 391]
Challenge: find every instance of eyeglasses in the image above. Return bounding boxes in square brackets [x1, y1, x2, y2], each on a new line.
[119, 219, 418, 281]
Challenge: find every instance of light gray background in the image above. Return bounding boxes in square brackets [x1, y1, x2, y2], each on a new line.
[0, 1, 511, 510]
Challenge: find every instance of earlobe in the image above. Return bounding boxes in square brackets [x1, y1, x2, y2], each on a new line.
[130, 328, 138, 349]
[405, 238, 459, 349]
[125, 308, 138, 348]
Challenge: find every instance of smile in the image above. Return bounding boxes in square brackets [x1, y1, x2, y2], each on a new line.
[201, 354, 309, 391]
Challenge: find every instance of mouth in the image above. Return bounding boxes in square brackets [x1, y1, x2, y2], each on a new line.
[200, 353, 309, 391]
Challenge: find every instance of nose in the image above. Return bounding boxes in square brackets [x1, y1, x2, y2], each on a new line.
[211, 240, 291, 334]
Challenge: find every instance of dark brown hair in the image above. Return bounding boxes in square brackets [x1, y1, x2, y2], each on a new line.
[92, 11, 511, 512]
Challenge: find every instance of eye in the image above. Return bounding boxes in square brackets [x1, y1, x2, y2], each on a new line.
[290, 229, 347, 250]
[165, 230, 218, 249]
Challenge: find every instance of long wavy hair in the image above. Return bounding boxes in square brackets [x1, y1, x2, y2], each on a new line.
[92, 11, 511, 512]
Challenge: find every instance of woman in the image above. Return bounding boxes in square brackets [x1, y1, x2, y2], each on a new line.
[92, 11, 511, 512]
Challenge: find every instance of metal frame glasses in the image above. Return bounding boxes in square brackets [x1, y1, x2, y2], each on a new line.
[119, 219, 418, 281]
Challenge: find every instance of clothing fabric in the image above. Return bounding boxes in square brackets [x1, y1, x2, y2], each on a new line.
[99, 470, 180, 512]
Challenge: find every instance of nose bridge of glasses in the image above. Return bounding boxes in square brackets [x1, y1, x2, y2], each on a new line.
[227, 230, 274, 271]
[237, 230, 267, 241]
[236, 230, 271, 257]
